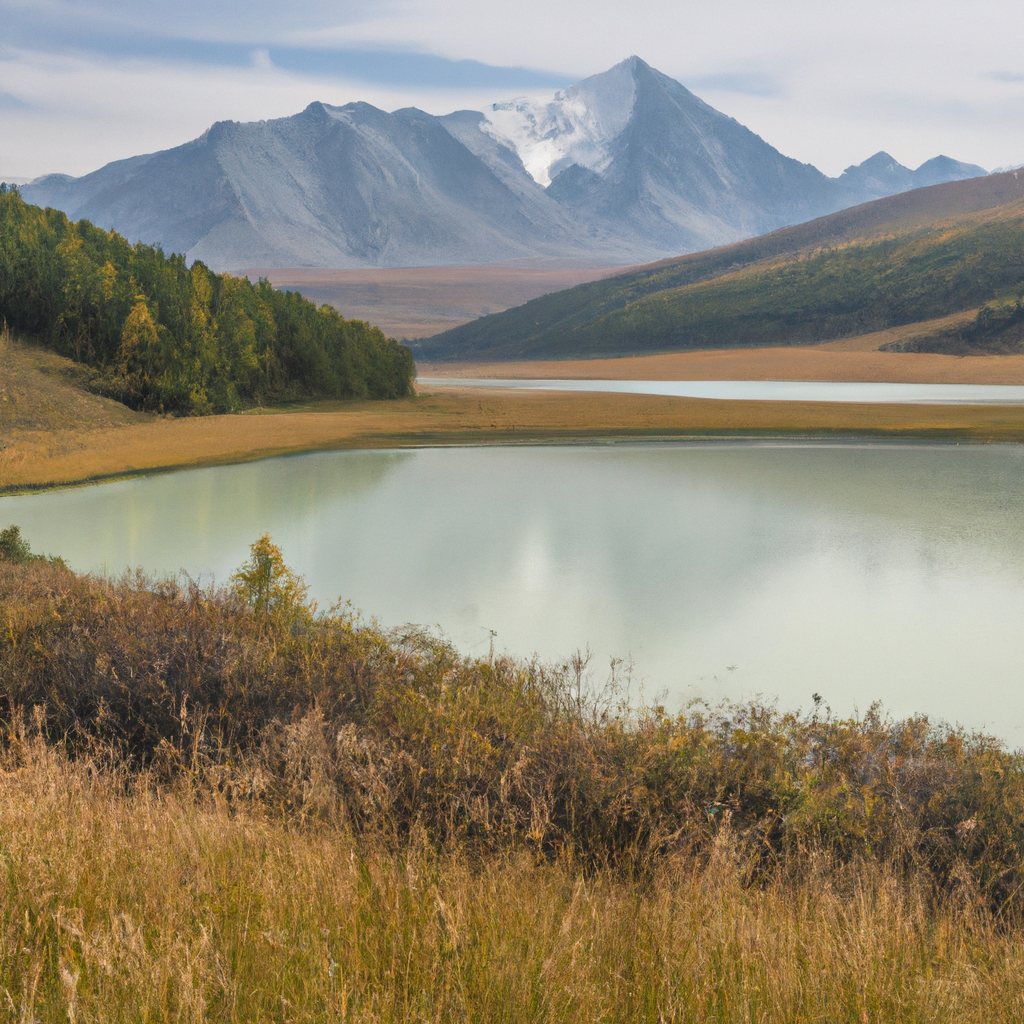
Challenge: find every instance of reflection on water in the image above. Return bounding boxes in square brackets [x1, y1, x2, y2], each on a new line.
[3, 441, 1024, 743]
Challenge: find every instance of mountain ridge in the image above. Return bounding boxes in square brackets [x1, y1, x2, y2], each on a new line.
[18, 56, 988, 272]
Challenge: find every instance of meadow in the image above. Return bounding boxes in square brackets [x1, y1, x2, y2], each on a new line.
[2, 540, 1024, 1021]
[253, 264, 635, 340]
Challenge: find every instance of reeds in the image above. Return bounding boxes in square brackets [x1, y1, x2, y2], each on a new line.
[2, 551, 1024, 1020]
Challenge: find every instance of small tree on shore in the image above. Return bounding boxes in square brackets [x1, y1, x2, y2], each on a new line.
[230, 534, 314, 628]
[0, 526, 33, 564]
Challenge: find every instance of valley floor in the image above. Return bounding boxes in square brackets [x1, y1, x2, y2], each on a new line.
[7, 329, 1024, 493]
[251, 263, 637, 339]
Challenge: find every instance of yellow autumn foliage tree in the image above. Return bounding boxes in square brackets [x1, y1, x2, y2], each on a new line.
[230, 534, 314, 627]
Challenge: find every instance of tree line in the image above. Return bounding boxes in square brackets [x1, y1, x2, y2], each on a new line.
[0, 185, 415, 414]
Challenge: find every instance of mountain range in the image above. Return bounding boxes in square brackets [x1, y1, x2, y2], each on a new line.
[19, 56, 987, 271]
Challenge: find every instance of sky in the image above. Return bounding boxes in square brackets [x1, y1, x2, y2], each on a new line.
[1, 0, 1023, 181]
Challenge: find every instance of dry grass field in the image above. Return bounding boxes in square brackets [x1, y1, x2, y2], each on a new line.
[6, 328, 1024, 493]
[6, 755, 1024, 1023]
[0, 329, 150, 488]
[0, 329, 144, 433]
[5, 550, 1024, 1023]
[250, 264, 635, 339]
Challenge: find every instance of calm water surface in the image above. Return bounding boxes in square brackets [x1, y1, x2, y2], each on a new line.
[3, 442, 1024, 743]
[419, 377, 1024, 404]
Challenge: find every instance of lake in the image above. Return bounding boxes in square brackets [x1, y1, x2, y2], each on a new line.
[3, 441, 1024, 744]
[419, 377, 1024, 404]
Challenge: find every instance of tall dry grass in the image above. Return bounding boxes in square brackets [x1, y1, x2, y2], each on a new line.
[3, 547, 1024, 1020]
[3, 740, 1024, 1023]
[6, 557, 1024, 891]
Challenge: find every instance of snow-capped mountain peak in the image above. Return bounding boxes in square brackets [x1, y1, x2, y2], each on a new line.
[481, 57, 640, 187]
[18, 56, 990, 272]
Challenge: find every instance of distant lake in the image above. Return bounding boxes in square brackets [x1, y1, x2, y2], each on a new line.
[3, 441, 1024, 744]
[419, 377, 1024, 404]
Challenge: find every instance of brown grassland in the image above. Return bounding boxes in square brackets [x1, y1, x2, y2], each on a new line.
[6, 752, 1024, 1023]
[250, 264, 636, 339]
[6, 329, 1024, 493]
[3, 548, 1024, 1022]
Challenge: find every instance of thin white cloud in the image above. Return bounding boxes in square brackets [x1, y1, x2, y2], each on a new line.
[0, 47, 527, 178]
[315, 0, 1024, 173]
[0, 0, 395, 44]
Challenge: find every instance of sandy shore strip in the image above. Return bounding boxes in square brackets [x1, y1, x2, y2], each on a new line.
[6, 389, 1024, 494]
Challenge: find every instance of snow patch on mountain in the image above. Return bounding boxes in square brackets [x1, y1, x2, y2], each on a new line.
[480, 57, 638, 187]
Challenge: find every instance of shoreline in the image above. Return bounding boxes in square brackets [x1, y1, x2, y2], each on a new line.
[6, 386, 1024, 495]
[415, 340, 1024, 385]
[2, 431, 1003, 498]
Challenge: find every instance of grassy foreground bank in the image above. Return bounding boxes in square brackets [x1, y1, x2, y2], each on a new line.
[6, 756, 1024, 1022]
[3, 540, 1024, 1020]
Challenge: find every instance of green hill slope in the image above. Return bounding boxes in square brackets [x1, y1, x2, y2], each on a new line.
[417, 171, 1024, 361]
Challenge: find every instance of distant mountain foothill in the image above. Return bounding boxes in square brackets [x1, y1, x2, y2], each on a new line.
[417, 171, 1024, 361]
[17, 57, 987, 272]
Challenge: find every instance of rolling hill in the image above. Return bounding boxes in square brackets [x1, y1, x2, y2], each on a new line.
[416, 170, 1024, 361]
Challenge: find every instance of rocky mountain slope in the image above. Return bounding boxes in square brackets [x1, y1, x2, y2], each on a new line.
[20, 57, 988, 271]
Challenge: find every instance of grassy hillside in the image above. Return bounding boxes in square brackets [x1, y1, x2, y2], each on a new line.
[0, 325, 152, 487]
[3, 536, 1024, 1019]
[0, 324, 146, 435]
[419, 170, 1024, 361]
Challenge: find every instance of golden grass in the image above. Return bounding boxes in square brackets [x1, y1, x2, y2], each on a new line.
[7, 331, 1024, 493]
[0, 329, 145, 434]
[0, 330, 148, 489]
[3, 745, 1024, 1023]
[6, 553, 1024, 1021]
[6, 385, 1024, 493]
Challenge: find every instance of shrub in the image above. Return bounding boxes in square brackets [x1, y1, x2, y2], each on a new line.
[0, 537, 1023, 913]
[0, 524, 32, 563]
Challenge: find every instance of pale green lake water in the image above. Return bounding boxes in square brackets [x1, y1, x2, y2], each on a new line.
[3, 441, 1024, 743]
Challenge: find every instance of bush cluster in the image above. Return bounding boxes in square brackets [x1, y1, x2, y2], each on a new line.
[0, 185, 415, 413]
[2, 535, 1023, 913]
